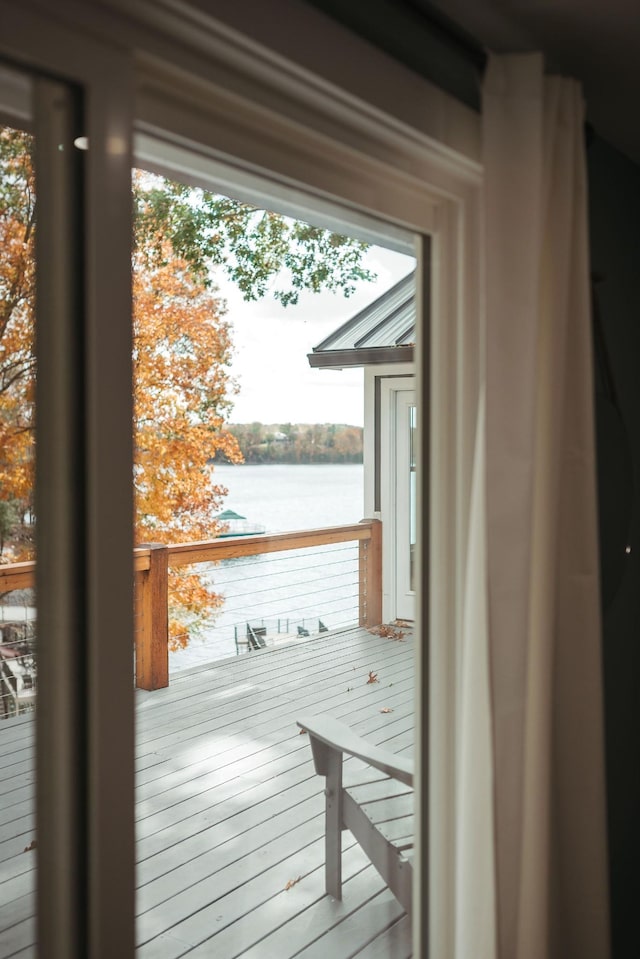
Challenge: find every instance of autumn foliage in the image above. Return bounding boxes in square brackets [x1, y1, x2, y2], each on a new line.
[1, 128, 373, 648]
[227, 422, 363, 464]
[0, 134, 246, 645]
[0, 129, 36, 547]
[132, 233, 242, 646]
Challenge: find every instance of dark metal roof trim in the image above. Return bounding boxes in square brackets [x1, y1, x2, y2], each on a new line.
[307, 345, 414, 369]
[312, 272, 415, 354]
[311, 271, 415, 361]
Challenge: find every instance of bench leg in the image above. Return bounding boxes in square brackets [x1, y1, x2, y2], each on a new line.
[324, 747, 343, 900]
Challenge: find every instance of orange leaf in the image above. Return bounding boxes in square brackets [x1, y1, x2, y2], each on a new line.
[368, 624, 405, 641]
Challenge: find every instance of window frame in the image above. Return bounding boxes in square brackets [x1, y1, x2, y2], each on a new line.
[0, 3, 482, 955]
[376, 376, 418, 622]
[0, 11, 135, 958]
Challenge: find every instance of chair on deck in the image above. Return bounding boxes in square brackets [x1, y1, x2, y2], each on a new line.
[297, 714, 414, 915]
[246, 624, 267, 651]
[0, 643, 36, 717]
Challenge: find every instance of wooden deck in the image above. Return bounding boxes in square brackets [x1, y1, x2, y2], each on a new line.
[0, 626, 414, 958]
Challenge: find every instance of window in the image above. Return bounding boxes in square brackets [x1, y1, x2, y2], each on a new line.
[0, 4, 481, 956]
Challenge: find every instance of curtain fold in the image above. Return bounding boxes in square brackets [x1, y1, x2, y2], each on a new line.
[455, 51, 609, 959]
[455, 387, 497, 958]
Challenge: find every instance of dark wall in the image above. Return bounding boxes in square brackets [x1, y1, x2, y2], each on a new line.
[303, 0, 484, 110]
[588, 137, 640, 959]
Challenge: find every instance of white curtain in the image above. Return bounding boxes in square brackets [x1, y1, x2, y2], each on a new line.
[455, 52, 610, 959]
[456, 386, 497, 958]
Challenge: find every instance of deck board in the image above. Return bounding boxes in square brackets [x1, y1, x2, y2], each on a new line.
[0, 626, 414, 957]
[234, 861, 390, 959]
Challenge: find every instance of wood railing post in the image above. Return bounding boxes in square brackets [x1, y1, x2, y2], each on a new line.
[135, 543, 169, 690]
[359, 519, 382, 627]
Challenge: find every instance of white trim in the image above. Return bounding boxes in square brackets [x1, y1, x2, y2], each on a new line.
[395, 389, 417, 621]
[133, 53, 480, 236]
[372, 372, 416, 623]
[363, 363, 415, 522]
[380, 378, 399, 622]
[134, 131, 415, 255]
[63, 0, 481, 170]
[377, 376, 417, 622]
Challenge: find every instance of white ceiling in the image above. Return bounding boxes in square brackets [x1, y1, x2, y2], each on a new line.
[420, 0, 640, 165]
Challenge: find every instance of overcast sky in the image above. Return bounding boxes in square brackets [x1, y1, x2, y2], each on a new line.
[216, 245, 415, 427]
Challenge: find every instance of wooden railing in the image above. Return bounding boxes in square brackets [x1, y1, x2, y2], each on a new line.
[0, 519, 382, 691]
[0, 562, 35, 593]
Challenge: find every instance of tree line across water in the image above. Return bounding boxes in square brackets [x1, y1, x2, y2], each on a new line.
[222, 423, 363, 464]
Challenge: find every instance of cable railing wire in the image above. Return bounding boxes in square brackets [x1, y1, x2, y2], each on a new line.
[205, 568, 360, 604]
[197, 543, 358, 584]
[166, 538, 366, 668]
[212, 579, 360, 616]
[0, 521, 380, 694]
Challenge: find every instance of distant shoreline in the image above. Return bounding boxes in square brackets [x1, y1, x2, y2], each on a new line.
[216, 422, 363, 466]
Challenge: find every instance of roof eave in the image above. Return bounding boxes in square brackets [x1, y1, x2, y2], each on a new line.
[307, 345, 414, 369]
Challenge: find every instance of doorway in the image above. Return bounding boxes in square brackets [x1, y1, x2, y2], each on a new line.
[379, 376, 416, 622]
[396, 390, 417, 620]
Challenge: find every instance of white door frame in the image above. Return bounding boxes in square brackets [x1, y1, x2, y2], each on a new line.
[379, 376, 417, 622]
[395, 387, 417, 621]
[0, 3, 483, 956]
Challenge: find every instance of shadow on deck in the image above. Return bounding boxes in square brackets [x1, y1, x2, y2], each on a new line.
[0, 625, 414, 958]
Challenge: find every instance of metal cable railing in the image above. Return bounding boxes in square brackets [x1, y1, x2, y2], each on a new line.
[174, 540, 361, 665]
[135, 519, 382, 688]
[0, 519, 382, 697]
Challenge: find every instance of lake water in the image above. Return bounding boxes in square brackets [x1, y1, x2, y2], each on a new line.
[210, 463, 364, 532]
[169, 463, 364, 671]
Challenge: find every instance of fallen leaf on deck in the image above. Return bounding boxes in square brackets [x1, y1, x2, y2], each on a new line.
[285, 876, 302, 891]
[368, 624, 406, 641]
[380, 707, 393, 714]
[299, 729, 307, 735]
[366, 671, 379, 685]
[394, 619, 412, 628]
[24, 840, 36, 853]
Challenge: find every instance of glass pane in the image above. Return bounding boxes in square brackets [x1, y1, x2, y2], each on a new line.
[0, 67, 37, 957]
[133, 149, 416, 957]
